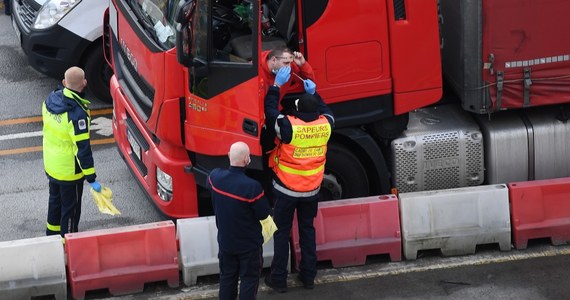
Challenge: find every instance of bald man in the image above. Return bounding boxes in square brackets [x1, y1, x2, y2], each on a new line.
[42, 66, 100, 237]
[207, 142, 271, 300]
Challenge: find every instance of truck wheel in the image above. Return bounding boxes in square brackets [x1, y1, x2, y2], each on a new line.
[321, 144, 369, 201]
[84, 44, 112, 103]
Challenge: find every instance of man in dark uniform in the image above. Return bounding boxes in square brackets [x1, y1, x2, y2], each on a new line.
[264, 66, 334, 293]
[42, 66, 101, 237]
[208, 141, 271, 300]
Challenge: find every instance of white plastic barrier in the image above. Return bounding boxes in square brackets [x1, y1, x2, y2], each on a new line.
[177, 216, 278, 286]
[0, 235, 66, 299]
[399, 184, 512, 260]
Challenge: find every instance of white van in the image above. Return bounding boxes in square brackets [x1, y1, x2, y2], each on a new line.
[11, 0, 111, 101]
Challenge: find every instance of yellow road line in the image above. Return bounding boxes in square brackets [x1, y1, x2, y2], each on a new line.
[0, 108, 113, 126]
[0, 138, 115, 156]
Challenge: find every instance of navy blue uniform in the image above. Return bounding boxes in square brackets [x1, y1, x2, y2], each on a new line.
[265, 86, 335, 289]
[42, 87, 96, 237]
[208, 166, 271, 300]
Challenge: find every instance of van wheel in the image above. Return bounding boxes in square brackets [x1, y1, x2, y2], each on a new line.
[84, 44, 112, 103]
[320, 144, 369, 201]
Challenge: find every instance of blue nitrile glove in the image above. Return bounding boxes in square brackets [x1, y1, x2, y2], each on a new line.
[274, 66, 291, 87]
[90, 181, 102, 193]
[303, 79, 316, 94]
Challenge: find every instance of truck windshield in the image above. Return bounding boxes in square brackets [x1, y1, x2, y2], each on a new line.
[129, 0, 181, 49]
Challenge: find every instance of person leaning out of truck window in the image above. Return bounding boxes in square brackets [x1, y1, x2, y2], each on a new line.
[42, 67, 102, 238]
[207, 141, 272, 300]
[263, 66, 335, 293]
[261, 46, 315, 99]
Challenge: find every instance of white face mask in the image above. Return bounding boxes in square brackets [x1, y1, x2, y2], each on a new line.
[272, 68, 279, 74]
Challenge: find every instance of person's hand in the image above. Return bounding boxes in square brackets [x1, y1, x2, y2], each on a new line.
[303, 79, 316, 95]
[293, 51, 306, 66]
[274, 66, 291, 87]
[90, 181, 102, 193]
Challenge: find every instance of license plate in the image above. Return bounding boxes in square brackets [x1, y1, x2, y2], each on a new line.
[127, 130, 141, 160]
[12, 17, 21, 42]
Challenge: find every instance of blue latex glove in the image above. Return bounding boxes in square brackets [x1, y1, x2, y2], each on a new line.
[90, 181, 102, 193]
[274, 66, 291, 87]
[303, 79, 316, 94]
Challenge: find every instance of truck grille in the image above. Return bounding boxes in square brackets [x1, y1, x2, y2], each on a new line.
[15, 0, 40, 32]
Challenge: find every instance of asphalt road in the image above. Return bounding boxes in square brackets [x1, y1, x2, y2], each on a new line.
[0, 13, 166, 243]
[1, 10, 569, 300]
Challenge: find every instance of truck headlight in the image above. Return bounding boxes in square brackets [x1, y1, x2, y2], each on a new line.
[33, 0, 82, 30]
[156, 167, 173, 201]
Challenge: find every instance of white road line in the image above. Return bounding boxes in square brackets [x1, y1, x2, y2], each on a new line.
[0, 131, 43, 141]
[0, 117, 113, 142]
[172, 244, 570, 300]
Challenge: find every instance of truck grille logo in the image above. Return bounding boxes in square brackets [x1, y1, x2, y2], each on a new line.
[120, 39, 138, 72]
[424, 158, 460, 170]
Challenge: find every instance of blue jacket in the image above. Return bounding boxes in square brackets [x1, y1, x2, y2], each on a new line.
[208, 166, 270, 254]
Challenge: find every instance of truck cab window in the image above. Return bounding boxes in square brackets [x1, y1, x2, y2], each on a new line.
[188, 0, 260, 99]
[131, 0, 181, 50]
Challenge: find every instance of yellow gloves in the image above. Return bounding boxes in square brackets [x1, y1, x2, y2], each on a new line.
[90, 186, 121, 216]
[260, 215, 277, 244]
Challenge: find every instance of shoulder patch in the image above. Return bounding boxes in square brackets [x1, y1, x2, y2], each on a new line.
[78, 119, 87, 130]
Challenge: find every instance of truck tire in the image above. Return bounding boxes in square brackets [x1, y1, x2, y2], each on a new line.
[84, 44, 112, 103]
[322, 144, 370, 201]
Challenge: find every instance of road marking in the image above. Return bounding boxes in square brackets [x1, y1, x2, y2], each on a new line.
[91, 117, 114, 137]
[0, 108, 113, 126]
[0, 131, 42, 141]
[173, 244, 570, 299]
[0, 138, 115, 156]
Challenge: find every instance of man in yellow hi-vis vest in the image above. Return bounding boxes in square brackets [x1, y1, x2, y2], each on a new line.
[264, 66, 334, 293]
[42, 66, 101, 237]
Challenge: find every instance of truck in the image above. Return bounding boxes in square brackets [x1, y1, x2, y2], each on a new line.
[11, 0, 112, 101]
[104, 0, 570, 218]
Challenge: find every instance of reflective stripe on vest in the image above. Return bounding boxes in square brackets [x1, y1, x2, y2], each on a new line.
[272, 180, 320, 197]
[270, 115, 331, 193]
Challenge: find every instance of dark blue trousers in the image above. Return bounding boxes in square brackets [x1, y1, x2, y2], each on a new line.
[270, 190, 318, 285]
[46, 181, 83, 237]
[218, 247, 263, 300]
[4, 0, 10, 15]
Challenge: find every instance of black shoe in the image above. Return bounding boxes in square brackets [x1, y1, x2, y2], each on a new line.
[297, 274, 315, 290]
[264, 274, 287, 293]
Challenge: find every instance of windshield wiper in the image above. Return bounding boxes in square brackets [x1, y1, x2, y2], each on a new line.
[129, 0, 161, 45]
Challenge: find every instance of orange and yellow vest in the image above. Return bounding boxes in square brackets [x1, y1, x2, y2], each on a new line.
[269, 115, 331, 194]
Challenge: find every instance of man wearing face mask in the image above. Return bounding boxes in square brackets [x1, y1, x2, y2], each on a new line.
[261, 46, 315, 99]
[207, 141, 272, 300]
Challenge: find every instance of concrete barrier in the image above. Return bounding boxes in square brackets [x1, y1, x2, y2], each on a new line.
[0, 235, 66, 299]
[292, 195, 402, 270]
[65, 221, 179, 299]
[177, 216, 275, 286]
[509, 177, 570, 249]
[399, 184, 511, 260]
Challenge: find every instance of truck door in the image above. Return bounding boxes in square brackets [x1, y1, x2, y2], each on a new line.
[176, 0, 263, 174]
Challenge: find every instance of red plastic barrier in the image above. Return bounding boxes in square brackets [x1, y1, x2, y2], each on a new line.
[509, 177, 570, 249]
[291, 195, 401, 270]
[65, 221, 179, 299]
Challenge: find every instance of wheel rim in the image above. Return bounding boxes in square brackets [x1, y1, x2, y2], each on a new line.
[320, 172, 343, 200]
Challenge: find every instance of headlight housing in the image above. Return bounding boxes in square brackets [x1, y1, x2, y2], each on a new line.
[156, 167, 173, 201]
[33, 0, 82, 30]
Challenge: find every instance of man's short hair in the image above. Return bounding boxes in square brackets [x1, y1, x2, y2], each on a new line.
[267, 46, 292, 61]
